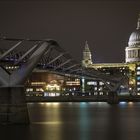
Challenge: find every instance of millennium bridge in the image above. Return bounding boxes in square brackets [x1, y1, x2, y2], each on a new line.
[0, 37, 127, 124]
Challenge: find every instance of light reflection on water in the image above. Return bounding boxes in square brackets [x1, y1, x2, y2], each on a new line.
[30, 102, 62, 140]
[1, 102, 140, 140]
[79, 102, 90, 140]
[33, 121, 62, 125]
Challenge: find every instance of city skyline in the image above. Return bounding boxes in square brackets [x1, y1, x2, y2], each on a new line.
[0, 0, 140, 63]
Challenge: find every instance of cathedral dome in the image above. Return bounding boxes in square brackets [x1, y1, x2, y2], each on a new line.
[128, 29, 140, 46]
[125, 14, 140, 63]
[128, 14, 140, 47]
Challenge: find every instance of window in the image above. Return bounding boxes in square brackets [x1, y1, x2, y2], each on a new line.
[94, 92, 98, 95]
[137, 67, 140, 70]
[98, 87, 103, 91]
[137, 88, 140, 91]
[94, 87, 97, 90]
[137, 82, 140, 85]
[99, 92, 103, 95]
[128, 50, 131, 58]
[137, 76, 140, 80]
[26, 88, 33, 92]
[99, 82, 104, 85]
[134, 50, 138, 58]
[87, 81, 97, 85]
[137, 71, 140, 75]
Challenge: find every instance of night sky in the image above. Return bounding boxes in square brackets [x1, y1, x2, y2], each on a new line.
[0, 0, 140, 63]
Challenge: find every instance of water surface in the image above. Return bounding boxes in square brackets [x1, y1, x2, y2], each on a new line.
[0, 102, 140, 140]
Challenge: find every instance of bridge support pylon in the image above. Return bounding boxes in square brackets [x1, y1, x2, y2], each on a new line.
[107, 91, 119, 104]
[0, 41, 52, 124]
[0, 87, 29, 124]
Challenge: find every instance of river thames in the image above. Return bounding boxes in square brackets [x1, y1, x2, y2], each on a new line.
[0, 102, 140, 140]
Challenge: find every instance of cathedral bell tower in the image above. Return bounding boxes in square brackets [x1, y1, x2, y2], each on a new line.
[82, 41, 93, 67]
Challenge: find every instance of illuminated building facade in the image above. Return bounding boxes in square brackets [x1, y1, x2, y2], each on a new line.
[83, 63, 136, 95]
[82, 14, 140, 95]
[25, 71, 81, 97]
[64, 78, 81, 95]
[4, 14, 140, 97]
[25, 72, 65, 97]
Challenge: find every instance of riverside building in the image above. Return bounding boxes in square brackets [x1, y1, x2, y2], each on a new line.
[6, 14, 140, 97]
[82, 14, 140, 96]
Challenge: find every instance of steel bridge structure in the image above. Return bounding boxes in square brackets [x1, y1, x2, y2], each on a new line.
[0, 37, 127, 124]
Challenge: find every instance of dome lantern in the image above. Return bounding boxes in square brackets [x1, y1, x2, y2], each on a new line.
[137, 13, 140, 30]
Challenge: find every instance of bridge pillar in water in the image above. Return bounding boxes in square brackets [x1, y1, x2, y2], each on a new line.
[0, 86, 29, 124]
[0, 41, 52, 124]
[107, 91, 119, 104]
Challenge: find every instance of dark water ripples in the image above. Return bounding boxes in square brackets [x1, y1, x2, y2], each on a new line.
[1, 102, 140, 140]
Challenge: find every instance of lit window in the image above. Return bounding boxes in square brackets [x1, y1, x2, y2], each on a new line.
[26, 88, 33, 92]
[56, 93, 60, 96]
[137, 82, 140, 85]
[49, 93, 55, 97]
[94, 87, 97, 90]
[94, 92, 98, 95]
[98, 87, 103, 91]
[137, 71, 140, 75]
[137, 76, 140, 80]
[107, 82, 110, 84]
[137, 67, 140, 70]
[31, 82, 46, 85]
[99, 92, 103, 95]
[46, 84, 61, 91]
[137, 88, 140, 91]
[44, 92, 60, 97]
[36, 88, 44, 92]
[66, 81, 80, 85]
[99, 82, 104, 85]
[87, 81, 97, 85]
[44, 93, 49, 97]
